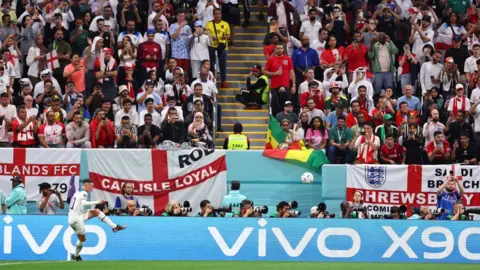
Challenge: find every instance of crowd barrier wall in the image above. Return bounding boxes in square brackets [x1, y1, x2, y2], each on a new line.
[1, 215, 479, 262]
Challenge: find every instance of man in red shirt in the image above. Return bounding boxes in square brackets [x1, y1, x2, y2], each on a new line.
[381, 134, 405, 164]
[137, 29, 162, 84]
[90, 109, 115, 148]
[12, 106, 37, 147]
[345, 32, 368, 82]
[263, 33, 279, 60]
[263, 43, 296, 116]
[346, 100, 371, 128]
[426, 131, 451, 164]
[38, 111, 66, 148]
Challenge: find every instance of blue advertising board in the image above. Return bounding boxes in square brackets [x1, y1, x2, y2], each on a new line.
[1, 215, 479, 263]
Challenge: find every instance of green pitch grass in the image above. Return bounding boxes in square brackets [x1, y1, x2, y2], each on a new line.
[0, 261, 474, 270]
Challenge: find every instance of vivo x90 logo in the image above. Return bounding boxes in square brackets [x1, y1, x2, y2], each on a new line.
[208, 219, 361, 258]
[2, 216, 106, 255]
[209, 220, 480, 260]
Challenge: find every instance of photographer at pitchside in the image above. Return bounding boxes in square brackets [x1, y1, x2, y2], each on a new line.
[37, 182, 64, 215]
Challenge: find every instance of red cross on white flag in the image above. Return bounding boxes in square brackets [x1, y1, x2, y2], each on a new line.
[46, 50, 60, 70]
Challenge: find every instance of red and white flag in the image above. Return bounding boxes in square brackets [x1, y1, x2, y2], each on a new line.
[46, 50, 60, 70]
[87, 149, 227, 215]
[0, 148, 81, 201]
[434, 33, 454, 50]
[346, 164, 480, 218]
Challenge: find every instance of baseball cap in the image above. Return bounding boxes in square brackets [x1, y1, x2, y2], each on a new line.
[38, 182, 51, 189]
[251, 64, 261, 72]
[284, 101, 293, 106]
[51, 95, 61, 101]
[194, 21, 203, 28]
[383, 114, 393, 121]
[146, 29, 156, 35]
[118, 85, 128, 94]
[445, 57, 454, 63]
[10, 175, 22, 182]
[145, 79, 154, 85]
[310, 206, 318, 215]
[456, 83, 464, 90]
[103, 47, 113, 54]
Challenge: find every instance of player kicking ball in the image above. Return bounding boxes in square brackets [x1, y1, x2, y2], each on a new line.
[68, 178, 127, 262]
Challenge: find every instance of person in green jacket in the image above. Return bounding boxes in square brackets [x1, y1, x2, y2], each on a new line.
[6, 176, 27, 215]
[368, 33, 398, 96]
[235, 64, 270, 108]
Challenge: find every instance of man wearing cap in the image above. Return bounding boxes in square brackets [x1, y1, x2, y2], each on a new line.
[419, 51, 443, 94]
[235, 64, 269, 108]
[137, 29, 162, 84]
[324, 82, 348, 114]
[136, 79, 163, 113]
[190, 21, 211, 80]
[33, 69, 62, 99]
[410, 15, 434, 62]
[375, 114, 398, 144]
[94, 47, 118, 101]
[113, 85, 135, 114]
[64, 52, 89, 93]
[276, 101, 297, 125]
[5, 176, 26, 215]
[115, 98, 139, 126]
[447, 84, 471, 117]
[48, 29, 72, 88]
[439, 57, 460, 94]
[37, 182, 64, 215]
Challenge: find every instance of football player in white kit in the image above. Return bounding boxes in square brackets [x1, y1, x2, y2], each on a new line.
[68, 179, 127, 261]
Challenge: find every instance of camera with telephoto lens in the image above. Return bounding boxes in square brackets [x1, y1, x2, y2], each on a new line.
[137, 205, 153, 216]
[431, 208, 445, 216]
[180, 201, 192, 213]
[212, 205, 232, 213]
[288, 201, 301, 216]
[350, 205, 367, 219]
[317, 203, 335, 218]
[254, 206, 269, 214]
[382, 205, 408, 219]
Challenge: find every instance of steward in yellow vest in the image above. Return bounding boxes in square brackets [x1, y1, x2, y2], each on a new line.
[235, 64, 269, 109]
[223, 123, 250, 150]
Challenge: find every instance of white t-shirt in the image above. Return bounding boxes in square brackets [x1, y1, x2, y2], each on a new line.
[0, 115, 6, 142]
[139, 110, 162, 127]
[470, 87, 480, 105]
[355, 135, 381, 161]
[37, 195, 60, 215]
[190, 79, 218, 97]
[115, 109, 139, 126]
[412, 28, 434, 61]
[190, 34, 211, 61]
[89, 16, 118, 35]
[148, 12, 169, 30]
[474, 105, 480, 132]
[310, 39, 325, 61]
[0, 104, 16, 124]
[298, 79, 322, 94]
[464, 56, 480, 74]
[300, 20, 322, 43]
[447, 96, 471, 112]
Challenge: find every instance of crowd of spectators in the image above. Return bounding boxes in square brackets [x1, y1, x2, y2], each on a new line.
[248, 0, 480, 165]
[0, 0, 249, 149]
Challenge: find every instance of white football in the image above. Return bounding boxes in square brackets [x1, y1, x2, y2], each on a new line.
[301, 172, 314, 184]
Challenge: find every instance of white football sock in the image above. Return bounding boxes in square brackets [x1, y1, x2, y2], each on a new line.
[75, 241, 84, 257]
[98, 212, 117, 229]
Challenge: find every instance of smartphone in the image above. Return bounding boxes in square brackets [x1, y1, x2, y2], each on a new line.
[449, 170, 454, 176]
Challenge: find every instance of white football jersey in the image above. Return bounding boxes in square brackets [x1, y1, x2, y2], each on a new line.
[68, 191, 88, 223]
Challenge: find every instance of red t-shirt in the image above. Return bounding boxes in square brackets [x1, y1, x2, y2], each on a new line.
[426, 140, 451, 161]
[346, 110, 372, 128]
[12, 118, 36, 146]
[265, 55, 293, 89]
[398, 54, 416, 75]
[381, 143, 405, 164]
[345, 43, 368, 72]
[395, 110, 418, 127]
[263, 44, 275, 58]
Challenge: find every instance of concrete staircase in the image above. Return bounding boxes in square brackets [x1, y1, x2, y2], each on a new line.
[216, 6, 268, 150]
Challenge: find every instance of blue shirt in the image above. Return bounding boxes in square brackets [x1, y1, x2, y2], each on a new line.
[221, 190, 247, 214]
[437, 190, 461, 220]
[292, 47, 319, 71]
[6, 184, 27, 215]
[396, 95, 421, 111]
[169, 23, 192, 59]
[136, 92, 162, 112]
[326, 112, 347, 127]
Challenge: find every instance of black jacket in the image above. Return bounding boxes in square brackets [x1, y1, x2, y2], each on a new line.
[182, 94, 213, 118]
[160, 121, 186, 144]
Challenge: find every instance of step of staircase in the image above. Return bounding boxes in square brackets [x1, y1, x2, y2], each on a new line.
[216, 13, 268, 150]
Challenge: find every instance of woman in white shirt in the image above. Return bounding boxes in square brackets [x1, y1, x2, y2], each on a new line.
[26, 33, 48, 86]
[437, 12, 466, 43]
[117, 36, 137, 83]
[142, 68, 165, 96]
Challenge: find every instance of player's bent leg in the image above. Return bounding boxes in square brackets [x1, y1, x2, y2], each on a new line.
[90, 209, 128, 232]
